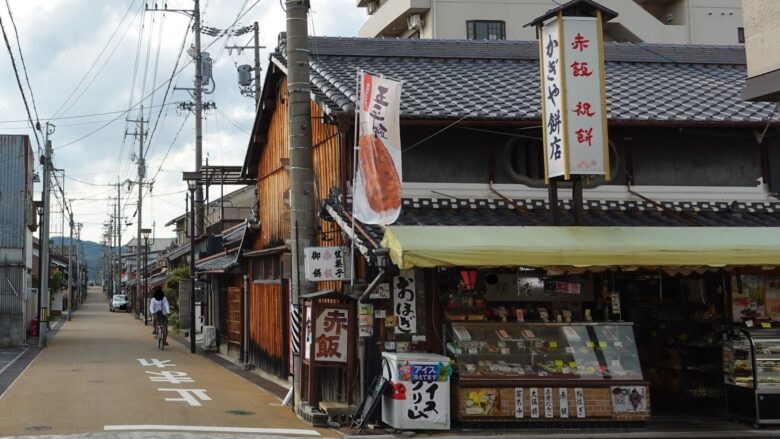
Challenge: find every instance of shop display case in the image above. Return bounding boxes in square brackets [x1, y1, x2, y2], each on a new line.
[724, 326, 780, 425]
[446, 322, 650, 423]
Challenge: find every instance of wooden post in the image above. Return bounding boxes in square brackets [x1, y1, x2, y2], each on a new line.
[549, 179, 560, 225]
[573, 177, 585, 225]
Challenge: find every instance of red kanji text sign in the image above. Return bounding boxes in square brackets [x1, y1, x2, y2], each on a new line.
[538, 14, 610, 181]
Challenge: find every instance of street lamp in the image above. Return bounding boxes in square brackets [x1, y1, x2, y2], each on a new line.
[183, 171, 200, 354]
[141, 228, 152, 326]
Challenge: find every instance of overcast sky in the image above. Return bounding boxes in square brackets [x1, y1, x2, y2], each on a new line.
[0, 0, 365, 244]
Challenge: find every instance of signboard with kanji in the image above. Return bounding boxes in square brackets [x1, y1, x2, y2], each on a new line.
[393, 270, 417, 334]
[539, 14, 609, 181]
[314, 307, 350, 363]
[304, 246, 348, 282]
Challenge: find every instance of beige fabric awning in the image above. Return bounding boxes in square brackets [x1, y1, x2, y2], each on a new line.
[381, 226, 780, 269]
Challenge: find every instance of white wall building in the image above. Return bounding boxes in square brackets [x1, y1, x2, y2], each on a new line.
[357, 0, 743, 44]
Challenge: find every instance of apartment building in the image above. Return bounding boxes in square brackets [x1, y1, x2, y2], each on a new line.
[357, 0, 743, 44]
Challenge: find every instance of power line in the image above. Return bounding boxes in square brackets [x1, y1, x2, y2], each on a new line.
[0, 7, 41, 150]
[0, 103, 177, 124]
[4, 0, 40, 135]
[50, 0, 140, 120]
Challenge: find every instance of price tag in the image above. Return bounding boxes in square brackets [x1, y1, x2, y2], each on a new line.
[569, 361, 578, 369]
[555, 360, 564, 367]
[468, 346, 478, 354]
[614, 341, 623, 348]
[587, 367, 596, 374]
[565, 347, 573, 354]
[599, 341, 607, 348]
[549, 341, 558, 348]
[611, 360, 621, 367]
[586, 341, 595, 348]
[762, 322, 772, 329]
[501, 347, 510, 355]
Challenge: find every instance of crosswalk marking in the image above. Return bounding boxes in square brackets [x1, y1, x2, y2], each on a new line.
[103, 425, 321, 436]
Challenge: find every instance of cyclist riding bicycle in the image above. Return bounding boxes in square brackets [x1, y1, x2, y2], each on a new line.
[149, 290, 170, 346]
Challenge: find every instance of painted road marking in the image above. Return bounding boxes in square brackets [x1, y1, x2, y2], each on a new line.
[103, 425, 321, 435]
[146, 370, 194, 384]
[137, 358, 175, 368]
[158, 388, 211, 406]
[0, 348, 27, 376]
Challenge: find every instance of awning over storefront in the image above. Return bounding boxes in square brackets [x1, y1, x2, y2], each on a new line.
[381, 226, 780, 269]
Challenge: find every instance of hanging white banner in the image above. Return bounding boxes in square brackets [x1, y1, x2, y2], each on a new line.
[354, 71, 403, 225]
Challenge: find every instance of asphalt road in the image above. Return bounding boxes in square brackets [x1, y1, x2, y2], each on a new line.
[0, 287, 334, 438]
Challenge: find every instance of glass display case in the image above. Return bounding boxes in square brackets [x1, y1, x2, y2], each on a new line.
[447, 322, 643, 382]
[724, 326, 780, 425]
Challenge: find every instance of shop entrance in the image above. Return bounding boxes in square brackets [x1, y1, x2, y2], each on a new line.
[616, 272, 727, 417]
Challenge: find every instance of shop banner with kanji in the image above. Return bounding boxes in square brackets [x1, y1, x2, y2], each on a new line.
[354, 71, 403, 225]
[314, 307, 350, 363]
[304, 246, 348, 281]
[539, 15, 609, 181]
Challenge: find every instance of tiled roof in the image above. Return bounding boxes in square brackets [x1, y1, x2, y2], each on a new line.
[195, 251, 239, 273]
[271, 37, 774, 123]
[324, 198, 780, 246]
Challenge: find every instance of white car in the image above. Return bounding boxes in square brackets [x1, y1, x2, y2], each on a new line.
[110, 294, 130, 312]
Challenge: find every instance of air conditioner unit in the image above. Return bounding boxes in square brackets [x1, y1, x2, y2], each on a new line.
[407, 13, 424, 31]
[366, 0, 379, 15]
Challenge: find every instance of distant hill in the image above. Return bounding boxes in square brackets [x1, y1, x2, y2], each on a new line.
[50, 237, 127, 282]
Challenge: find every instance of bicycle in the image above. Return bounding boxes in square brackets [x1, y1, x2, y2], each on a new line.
[156, 317, 165, 350]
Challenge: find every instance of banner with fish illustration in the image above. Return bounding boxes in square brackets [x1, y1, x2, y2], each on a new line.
[354, 71, 403, 225]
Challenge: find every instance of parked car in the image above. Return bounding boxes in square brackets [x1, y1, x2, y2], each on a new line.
[110, 294, 130, 312]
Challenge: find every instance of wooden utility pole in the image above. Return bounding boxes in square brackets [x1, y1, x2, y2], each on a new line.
[286, 0, 316, 410]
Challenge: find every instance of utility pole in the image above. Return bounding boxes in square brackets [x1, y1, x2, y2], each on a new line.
[76, 222, 83, 304]
[193, 0, 205, 236]
[149, 0, 207, 235]
[227, 22, 265, 106]
[128, 107, 146, 317]
[286, 0, 316, 410]
[67, 207, 73, 321]
[115, 184, 122, 298]
[39, 124, 54, 348]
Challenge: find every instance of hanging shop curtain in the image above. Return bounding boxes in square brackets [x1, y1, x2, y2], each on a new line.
[381, 226, 780, 269]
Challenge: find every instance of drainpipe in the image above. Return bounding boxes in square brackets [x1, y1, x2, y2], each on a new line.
[243, 274, 249, 363]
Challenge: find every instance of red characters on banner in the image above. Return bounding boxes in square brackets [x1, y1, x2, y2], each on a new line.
[323, 309, 348, 335]
[575, 128, 594, 147]
[570, 61, 593, 77]
[571, 33, 590, 51]
[315, 334, 342, 359]
[573, 101, 595, 117]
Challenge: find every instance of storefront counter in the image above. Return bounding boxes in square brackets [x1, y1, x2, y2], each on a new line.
[447, 322, 650, 424]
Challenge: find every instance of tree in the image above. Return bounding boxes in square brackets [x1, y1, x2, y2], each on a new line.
[163, 267, 189, 334]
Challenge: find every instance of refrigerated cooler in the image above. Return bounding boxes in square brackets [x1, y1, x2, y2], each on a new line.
[724, 325, 780, 425]
[381, 352, 452, 430]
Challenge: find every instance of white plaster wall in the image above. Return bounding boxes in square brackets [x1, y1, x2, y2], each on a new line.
[742, 0, 780, 77]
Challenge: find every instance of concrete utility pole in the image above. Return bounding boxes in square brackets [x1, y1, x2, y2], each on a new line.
[286, 0, 316, 409]
[227, 22, 265, 107]
[76, 222, 82, 304]
[115, 184, 122, 298]
[67, 209, 73, 321]
[193, 0, 205, 236]
[39, 125, 54, 348]
[128, 107, 146, 317]
[147, 1, 206, 235]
